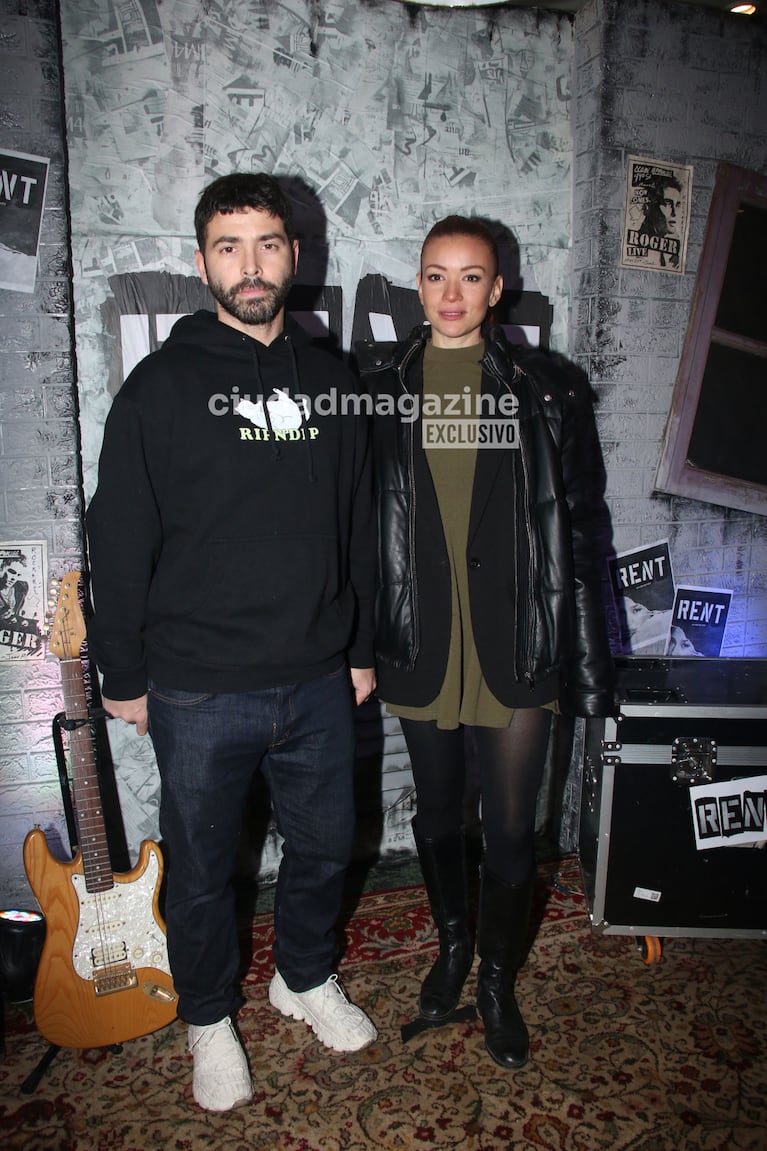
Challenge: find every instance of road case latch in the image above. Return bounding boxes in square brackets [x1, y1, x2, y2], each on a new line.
[670, 736, 717, 784]
[601, 740, 622, 766]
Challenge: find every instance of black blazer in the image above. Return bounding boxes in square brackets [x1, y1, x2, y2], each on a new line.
[358, 325, 615, 717]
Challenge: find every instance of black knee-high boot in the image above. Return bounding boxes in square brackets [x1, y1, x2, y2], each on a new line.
[476, 868, 534, 1069]
[414, 824, 473, 1021]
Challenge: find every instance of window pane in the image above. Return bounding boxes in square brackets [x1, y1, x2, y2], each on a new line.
[715, 202, 767, 342]
[687, 342, 767, 486]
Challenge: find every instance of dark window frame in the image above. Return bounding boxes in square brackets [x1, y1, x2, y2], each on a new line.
[654, 163, 767, 516]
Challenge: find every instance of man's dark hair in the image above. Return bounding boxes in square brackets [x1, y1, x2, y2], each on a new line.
[194, 172, 295, 250]
[421, 215, 499, 275]
[647, 173, 682, 207]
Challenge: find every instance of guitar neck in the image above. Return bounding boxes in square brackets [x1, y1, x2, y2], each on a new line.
[60, 657, 114, 893]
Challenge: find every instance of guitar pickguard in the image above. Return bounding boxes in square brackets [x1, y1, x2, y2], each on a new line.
[70, 848, 171, 982]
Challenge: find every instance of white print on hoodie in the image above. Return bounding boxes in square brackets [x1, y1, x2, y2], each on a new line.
[236, 389, 309, 431]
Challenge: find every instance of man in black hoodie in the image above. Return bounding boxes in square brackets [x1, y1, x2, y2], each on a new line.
[86, 173, 377, 1112]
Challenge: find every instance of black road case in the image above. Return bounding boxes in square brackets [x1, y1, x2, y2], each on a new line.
[579, 657, 767, 954]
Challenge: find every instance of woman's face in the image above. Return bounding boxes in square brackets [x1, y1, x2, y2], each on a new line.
[668, 626, 699, 656]
[625, 597, 655, 636]
[417, 233, 502, 349]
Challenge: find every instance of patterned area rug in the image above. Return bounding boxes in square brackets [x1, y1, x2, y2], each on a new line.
[2, 858, 766, 1151]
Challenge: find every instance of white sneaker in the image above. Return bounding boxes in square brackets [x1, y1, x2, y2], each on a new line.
[269, 971, 377, 1053]
[187, 1016, 253, 1112]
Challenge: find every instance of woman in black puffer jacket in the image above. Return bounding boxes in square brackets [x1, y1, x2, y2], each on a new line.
[358, 215, 614, 1071]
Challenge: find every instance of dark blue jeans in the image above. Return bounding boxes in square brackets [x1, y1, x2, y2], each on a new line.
[147, 666, 356, 1025]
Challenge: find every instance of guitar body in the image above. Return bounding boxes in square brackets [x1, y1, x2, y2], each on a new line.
[24, 829, 177, 1048]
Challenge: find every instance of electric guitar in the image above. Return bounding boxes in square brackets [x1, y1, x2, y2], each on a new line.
[23, 571, 177, 1048]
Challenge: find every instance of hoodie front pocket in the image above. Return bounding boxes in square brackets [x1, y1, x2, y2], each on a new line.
[151, 534, 351, 669]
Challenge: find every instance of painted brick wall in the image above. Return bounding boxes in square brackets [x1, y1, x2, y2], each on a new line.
[0, 0, 82, 906]
[572, 0, 767, 656]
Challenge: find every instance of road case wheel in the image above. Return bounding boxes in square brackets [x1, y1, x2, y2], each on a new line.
[636, 935, 662, 964]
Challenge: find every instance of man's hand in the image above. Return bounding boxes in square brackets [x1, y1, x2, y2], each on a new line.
[350, 667, 376, 707]
[102, 695, 149, 736]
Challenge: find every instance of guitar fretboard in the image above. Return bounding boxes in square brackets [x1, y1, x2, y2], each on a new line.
[60, 658, 114, 894]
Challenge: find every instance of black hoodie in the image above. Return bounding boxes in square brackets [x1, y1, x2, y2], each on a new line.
[86, 310, 375, 699]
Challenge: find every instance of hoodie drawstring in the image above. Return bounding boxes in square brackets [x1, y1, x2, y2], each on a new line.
[244, 334, 316, 482]
[246, 341, 281, 462]
[286, 334, 317, 484]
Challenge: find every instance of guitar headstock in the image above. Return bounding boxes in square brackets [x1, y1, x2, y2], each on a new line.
[47, 571, 87, 662]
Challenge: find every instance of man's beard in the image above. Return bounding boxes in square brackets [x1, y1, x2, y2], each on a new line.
[207, 270, 294, 327]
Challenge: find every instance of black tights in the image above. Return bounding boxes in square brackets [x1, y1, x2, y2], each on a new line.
[400, 709, 553, 886]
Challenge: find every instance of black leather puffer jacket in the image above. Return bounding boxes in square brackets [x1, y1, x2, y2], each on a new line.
[358, 324, 614, 718]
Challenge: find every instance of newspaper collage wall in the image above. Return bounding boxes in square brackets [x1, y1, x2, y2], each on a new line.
[63, 0, 574, 496]
[60, 0, 575, 865]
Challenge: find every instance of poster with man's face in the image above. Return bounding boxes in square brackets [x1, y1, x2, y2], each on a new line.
[621, 156, 693, 275]
[0, 542, 46, 660]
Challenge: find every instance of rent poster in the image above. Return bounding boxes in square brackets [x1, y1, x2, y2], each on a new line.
[0, 149, 50, 293]
[667, 585, 732, 657]
[690, 774, 767, 850]
[621, 156, 693, 275]
[608, 539, 675, 655]
[0, 542, 46, 661]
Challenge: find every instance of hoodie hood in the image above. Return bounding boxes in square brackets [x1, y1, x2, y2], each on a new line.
[164, 308, 313, 353]
[165, 309, 317, 476]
